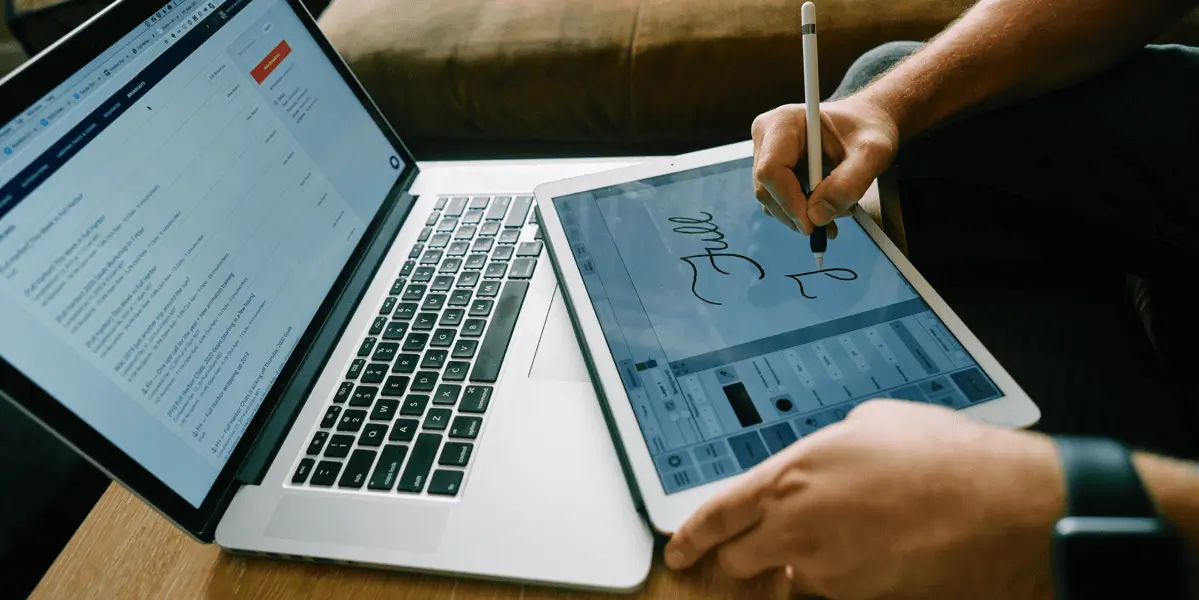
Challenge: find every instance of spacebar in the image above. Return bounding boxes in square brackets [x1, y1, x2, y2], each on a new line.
[469, 280, 530, 382]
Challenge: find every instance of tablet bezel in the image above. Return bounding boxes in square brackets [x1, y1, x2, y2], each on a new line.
[534, 140, 1041, 534]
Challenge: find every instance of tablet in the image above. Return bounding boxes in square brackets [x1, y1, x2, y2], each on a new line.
[534, 141, 1040, 534]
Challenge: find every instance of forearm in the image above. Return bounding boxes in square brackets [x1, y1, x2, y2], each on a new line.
[856, 0, 1196, 139]
[1134, 453, 1199, 597]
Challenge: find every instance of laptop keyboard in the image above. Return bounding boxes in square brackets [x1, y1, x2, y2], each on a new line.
[289, 195, 544, 497]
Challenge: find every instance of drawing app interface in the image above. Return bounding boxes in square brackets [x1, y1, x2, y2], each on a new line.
[0, 0, 402, 506]
[553, 158, 1001, 494]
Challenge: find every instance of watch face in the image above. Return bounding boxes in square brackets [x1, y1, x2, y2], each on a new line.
[1053, 518, 1190, 599]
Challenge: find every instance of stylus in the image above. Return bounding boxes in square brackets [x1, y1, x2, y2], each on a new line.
[801, 1, 826, 270]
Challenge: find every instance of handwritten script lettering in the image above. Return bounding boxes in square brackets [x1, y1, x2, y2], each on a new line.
[784, 269, 859, 299]
[668, 212, 764, 305]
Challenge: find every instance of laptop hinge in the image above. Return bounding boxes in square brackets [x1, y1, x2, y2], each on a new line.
[234, 189, 417, 486]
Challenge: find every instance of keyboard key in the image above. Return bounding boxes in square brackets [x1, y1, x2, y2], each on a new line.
[380, 296, 397, 314]
[371, 398, 400, 420]
[447, 241, 469, 256]
[311, 461, 341, 486]
[534, 226, 543, 240]
[453, 339, 479, 359]
[472, 237, 494, 253]
[439, 258, 462, 273]
[411, 266, 434, 283]
[433, 384, 461, 406]
[436, 218, 458, 232]
[293, 458, 315, 483]
[431, 275, 455, 291]
[414, 312, 439, 331]
[460, 385, 492, 413]
[359, 420, 388, 445]
[443, 361, 470, 381]
[346, 359, 365, 379]
[369, 445, 408, 490]
[389, 279, 406, 298]
[412, 371, 439, 392]
[418, 227, 433, 242]
[455, 226, 476, 240]
[382, 375, 409, 397]
[504, 195, 533, 228]
[441, 308, 465, 326]
[338, 449, 377, 488]
[358, 337, 377, 358]
[450, 416, 483, 439]
[485, 196, 511, 220]
[461, 210, 482, 225]
[372, 342, 398, 362]
[445, 197, 468, 217]
[479, 221, 500, 236]
[509, 258, 536, 279]
[325, 434, 354, 458]
[321, 406, 342, 429]
[421, 249, 444, 265]
[449, 289, 472, 306]
[389, 418, 420, 442]
[439, 442, 473, 467]
[517, 241, 543, 257]
[403, 332, 429, 352]
[457, 271, 480, 288]
[349, 385, 378, 407]
[428, 470, 465, 496]
[493, 245, 514, 260]
[498, 229, 520, 244]
[393, 353, 419, 373]
[383, 320, 409, 340]
[471, 281, 529, 382]
[428, 233, 450, 248]
[484, 262, 507, 279]
[410, 242, 426, 258]
[422, 294, 446, 311]
[402, 284, 427, 302]
[394, 302, 418, 319]
[400, 395, 428, 416]
[469, 197, 490, 210]
[397, 433, 442, 493]
[361, 363, 388, 384]
[434, 196, 449, 210]
[461, 319, 486, 337]
[469, 299, 494, 317]
[333, 381, 354, 404]
[425, 212, 439, 226]
[370, 316, 387, 336]
[421, 349, 448, 369]
[338, 409, 367, 432]
[307, 431, 329, 455]
[529, 210, 539, 225]
[424, 408, 452, 431]
[477, 280, 500, 297]
[430, 328, 456, 348]
[464, 254, 487, 270]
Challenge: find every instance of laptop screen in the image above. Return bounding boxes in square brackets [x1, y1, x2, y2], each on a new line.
[0, 0, 402, 506]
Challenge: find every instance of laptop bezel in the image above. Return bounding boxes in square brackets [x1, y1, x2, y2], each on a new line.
[0, 0, 420, 541]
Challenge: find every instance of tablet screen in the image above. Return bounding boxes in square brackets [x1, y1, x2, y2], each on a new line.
[552, 157, 1002, 495]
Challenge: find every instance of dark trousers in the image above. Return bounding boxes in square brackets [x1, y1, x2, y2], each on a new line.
[833, 42, 1199, 459]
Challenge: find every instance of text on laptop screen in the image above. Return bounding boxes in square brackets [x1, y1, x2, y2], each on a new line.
[552, 158, 1001, 495]
[0, 0, 403, 506]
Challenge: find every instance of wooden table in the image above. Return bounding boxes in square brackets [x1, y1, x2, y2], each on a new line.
[31, 180, 905, 600]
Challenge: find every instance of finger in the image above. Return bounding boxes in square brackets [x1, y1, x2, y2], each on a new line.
[754, 113, 813, 234]
[826, 220, 839, 240]
[755, 182, 798, 232]
[666, 473, 773, 570]
[806, 143, 886, 227]
[715, 523, 789, 580]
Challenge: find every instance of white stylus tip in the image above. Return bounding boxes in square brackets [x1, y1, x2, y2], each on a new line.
[801, 2, 816, 25]
[814, 253, 823, 270]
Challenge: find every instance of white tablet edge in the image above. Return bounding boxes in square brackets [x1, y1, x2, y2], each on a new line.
[534, 139, 1041, 535]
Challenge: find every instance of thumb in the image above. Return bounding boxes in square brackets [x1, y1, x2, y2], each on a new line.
[804, 146, 881, 226]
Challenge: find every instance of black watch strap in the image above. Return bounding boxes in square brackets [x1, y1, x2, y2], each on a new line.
[1055, 436, 1157, 518]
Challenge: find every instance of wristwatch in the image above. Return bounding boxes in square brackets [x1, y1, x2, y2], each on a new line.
[1052, 436, 1191, 600]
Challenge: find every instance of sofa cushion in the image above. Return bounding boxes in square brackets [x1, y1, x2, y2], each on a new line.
[318, 0, 1199, 153]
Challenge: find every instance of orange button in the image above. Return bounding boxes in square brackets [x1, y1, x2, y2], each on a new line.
[251, 40, 291, 84]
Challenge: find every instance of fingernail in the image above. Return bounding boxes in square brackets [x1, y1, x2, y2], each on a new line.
[666, 549, 685, 569]
[812, 199, 837, 225]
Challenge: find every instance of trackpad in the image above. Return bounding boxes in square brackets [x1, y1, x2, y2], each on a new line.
[265, 493, 449, 553]
[529, 286, 591, 383]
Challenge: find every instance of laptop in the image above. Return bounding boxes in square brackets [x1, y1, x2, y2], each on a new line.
[0, 0, 654, 591]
